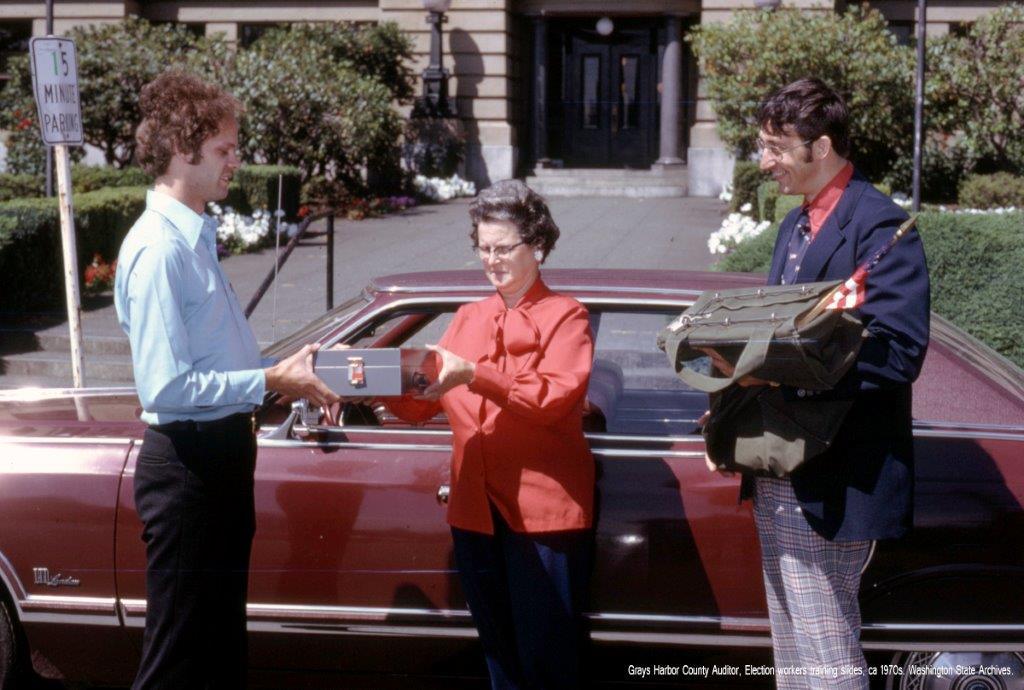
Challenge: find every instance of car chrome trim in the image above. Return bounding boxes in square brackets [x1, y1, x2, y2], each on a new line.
[592, 449, 706, 459]
[0, 385, 136, 401]
[370, 281, 704, 298]
[0, 435, 133, 445]
[913, 428, 1024, 441]
[98, 598, 1024, 648]
[259, 438, 452, 452]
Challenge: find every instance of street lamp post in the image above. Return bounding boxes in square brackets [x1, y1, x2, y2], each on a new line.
[413, 0, 457, 119]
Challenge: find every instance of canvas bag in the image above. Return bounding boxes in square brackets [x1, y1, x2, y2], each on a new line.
[656, 280, 867, 475]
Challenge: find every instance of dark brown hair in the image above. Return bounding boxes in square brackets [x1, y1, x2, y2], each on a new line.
[757, 77, 851, 158]
[134, 70, 242, 177]
[468, 179, 560, 260]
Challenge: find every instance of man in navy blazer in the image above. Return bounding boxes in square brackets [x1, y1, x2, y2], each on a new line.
[708, 78, 930, 689]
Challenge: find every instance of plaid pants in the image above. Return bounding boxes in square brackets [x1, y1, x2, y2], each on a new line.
[754, 477, 872, 690]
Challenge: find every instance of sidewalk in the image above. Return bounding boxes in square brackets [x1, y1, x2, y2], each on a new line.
[0, 195, 727, 388]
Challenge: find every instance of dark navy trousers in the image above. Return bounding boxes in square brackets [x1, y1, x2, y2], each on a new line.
[131, 414, 257, 690]
[451, 507, 592, 690]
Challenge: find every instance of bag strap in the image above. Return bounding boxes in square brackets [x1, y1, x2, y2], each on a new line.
[668, 325, 773, 393]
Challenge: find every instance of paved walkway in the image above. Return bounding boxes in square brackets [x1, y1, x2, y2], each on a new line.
[0, 195, 727, 387]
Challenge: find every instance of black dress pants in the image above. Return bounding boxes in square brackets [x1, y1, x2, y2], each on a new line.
[131, 413, 257, 690]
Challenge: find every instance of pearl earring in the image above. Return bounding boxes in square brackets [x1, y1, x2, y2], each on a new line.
[534, 250, 544, 261]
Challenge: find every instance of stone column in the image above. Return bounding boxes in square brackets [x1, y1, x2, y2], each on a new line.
[532, 16, 549, 166]
[655, 15, 685, 168]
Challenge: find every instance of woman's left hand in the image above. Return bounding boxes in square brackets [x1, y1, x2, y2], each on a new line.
[419, 343, 475, 401]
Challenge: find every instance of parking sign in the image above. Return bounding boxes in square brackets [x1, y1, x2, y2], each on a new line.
[29, 37, 84, 146]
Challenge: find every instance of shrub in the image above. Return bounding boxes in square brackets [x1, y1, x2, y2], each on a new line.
[229, 23, 410, 189]
[715, 212, 1024, 369]
[687, 6, 914, 184]
[928, 5, 1024, 175]
[0, 173, 44, 202]
[958, 173, 1024, 210]
[0, 166, 151, 202]
[224, 165, 303, 219]
[730, 161, 768, 218]
[756, 181, 802, 224]
[403, 118, 465, 178]
[774, 195, 803, 223]
[922, 211, 1024, 368]
[72, 166, 152, 193]
[883, 140, 971, 203]
[0, 187, 147, 311]
[717, 223, 778, 274]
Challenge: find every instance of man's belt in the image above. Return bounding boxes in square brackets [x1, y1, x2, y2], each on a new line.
[150, 411, 257, 436]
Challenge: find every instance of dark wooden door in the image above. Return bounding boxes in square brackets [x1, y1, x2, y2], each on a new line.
[563, 25, 657, 168]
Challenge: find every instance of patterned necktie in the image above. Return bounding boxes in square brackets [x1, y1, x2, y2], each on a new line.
[780, 208, 811, 286]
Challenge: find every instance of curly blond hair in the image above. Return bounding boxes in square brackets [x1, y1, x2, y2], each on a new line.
[134, 70, 242, 177]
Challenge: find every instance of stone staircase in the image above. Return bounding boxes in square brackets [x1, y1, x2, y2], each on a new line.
[0, 313, 135, 389]
[525, 166, 688, 198]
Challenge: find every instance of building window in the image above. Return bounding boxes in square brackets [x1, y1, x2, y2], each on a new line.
[887, 20, 915, 46]
[151, 21, 206, 39]
[240, 24, 272, 48]
[0, 21, 32, 84]
[950, 22, 973, 38]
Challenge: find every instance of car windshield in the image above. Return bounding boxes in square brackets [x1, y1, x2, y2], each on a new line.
[261, 294, 370, 360]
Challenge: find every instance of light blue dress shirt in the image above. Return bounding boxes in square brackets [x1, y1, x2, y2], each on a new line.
[115, 190, 273, 425]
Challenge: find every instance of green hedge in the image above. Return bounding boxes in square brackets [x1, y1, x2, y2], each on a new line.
[958, 173, 1024, 209]
[224, 165, 303, 218]
[756, 181, 803, 224]
[0, 186, 147, 311]
[716, 212, 1024, 368]
[730, 161, 768, 218]
[0, 166, 152, 202]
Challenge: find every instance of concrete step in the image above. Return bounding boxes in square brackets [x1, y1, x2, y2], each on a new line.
[0, 328, 131, 356]
[0, 350, 135, 385]
[526, 175, 688, 198]
[531, 167, 689, 179]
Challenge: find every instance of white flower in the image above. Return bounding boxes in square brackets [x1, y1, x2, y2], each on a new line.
[740, 202, 753, 213]
[707, 208, 771, 256]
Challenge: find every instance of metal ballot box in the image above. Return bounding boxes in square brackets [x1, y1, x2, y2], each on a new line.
[314, 348, 438, 397]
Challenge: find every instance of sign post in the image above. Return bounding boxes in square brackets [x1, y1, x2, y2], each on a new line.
[29, 36, 86, 388]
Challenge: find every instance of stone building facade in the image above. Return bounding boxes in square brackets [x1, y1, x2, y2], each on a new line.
[0, 0, 1011, 195]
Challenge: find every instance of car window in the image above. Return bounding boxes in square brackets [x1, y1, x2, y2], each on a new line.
[588, 309, 708, 436]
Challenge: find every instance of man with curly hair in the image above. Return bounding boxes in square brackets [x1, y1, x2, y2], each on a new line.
[114, 71, 338, 689]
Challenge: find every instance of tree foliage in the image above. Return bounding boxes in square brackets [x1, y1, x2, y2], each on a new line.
[0, 18, 219, 171]
[687, 6, 914, 183]
[228, 23, 410, 187]
[1, 19, 413, 191]
[928, 4, 1024, 175]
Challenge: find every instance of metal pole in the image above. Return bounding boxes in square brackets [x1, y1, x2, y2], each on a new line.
[326, 215, 334, 311]
[54, 144, 85, 388]
[44, 0, 54, 199]
[912, 0, 926, 212]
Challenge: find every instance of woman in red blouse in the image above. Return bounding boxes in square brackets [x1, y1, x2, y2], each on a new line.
[389, 180, 594, 689]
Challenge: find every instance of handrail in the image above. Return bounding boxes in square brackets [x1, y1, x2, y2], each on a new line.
[244, 211, 335, 319]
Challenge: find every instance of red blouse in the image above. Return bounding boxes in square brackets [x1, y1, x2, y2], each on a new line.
[388, 277, 595, 535]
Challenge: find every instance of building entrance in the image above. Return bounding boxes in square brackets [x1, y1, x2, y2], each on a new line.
[559, 21, 659, 168]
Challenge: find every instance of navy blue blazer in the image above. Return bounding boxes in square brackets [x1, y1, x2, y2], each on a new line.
[742, 169, 930, 542]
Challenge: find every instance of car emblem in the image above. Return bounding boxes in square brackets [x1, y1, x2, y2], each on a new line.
[33, 567, 81, 588]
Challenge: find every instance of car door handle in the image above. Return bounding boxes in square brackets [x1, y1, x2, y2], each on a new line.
[436, 484, 450, 505]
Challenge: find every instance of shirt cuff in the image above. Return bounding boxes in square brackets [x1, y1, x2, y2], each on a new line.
[467, 363, 510, 403]
[227, 368, 267, 406]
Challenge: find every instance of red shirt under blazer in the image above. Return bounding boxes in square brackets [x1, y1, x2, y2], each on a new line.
[389, 277, 595, 535]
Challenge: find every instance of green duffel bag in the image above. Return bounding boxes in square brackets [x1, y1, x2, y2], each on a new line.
[656, 280, 867, 476]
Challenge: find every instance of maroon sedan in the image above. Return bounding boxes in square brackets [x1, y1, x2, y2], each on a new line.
[1, 270, 1022, 689]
